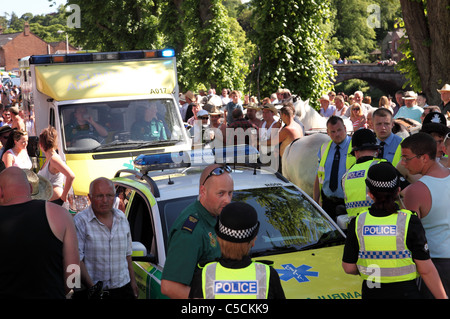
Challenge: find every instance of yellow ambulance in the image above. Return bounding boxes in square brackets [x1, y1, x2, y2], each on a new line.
[19, 49, 191, 213]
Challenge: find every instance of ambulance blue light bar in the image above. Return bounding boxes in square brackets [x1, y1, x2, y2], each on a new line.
[134, 145, 259, 172]
[29, 48, 175, 65]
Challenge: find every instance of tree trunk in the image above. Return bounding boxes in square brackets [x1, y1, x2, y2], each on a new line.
[399, 0, 450, 105]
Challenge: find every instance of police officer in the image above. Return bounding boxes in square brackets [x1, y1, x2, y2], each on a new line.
[341, 129, 383, 223]
[342, 162, 448, 299]
[161, 164, 234, 299]
[314, 116, 355, 221]
[189, 202, 285, 299]
[372, 108, 403, 166]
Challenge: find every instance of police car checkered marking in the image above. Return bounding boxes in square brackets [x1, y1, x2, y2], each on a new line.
[358, 250, 412, 259]
[345, 200, 373, 209]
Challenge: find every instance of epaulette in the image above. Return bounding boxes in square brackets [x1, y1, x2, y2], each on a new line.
[181, 215, 199, 233]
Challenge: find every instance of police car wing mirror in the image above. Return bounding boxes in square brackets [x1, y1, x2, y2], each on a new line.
[131, 241, 157, 262]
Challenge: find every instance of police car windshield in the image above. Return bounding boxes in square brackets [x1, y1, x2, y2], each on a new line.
[60, 99, 186, 153]
[159, 186, 344, 256]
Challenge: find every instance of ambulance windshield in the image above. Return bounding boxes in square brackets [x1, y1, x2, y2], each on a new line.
[60, 98, 187, 153]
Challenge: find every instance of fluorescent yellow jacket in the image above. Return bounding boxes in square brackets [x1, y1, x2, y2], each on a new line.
[201, 261, 270, 299]
[317, 140, 356, 195]
[355, 209, 419, 283]
[342, 158, 386, 217]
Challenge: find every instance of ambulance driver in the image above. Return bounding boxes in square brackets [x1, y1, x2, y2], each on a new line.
[189, 201, 285, 299]
[342, 162, 447, 299]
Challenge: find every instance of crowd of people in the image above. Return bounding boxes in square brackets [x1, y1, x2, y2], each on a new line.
[1, 78, 450, 300]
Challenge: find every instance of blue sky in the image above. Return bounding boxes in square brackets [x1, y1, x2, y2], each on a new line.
[2, 0, 67, 18]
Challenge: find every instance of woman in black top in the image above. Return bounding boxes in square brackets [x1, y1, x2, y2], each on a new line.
[342, 162, 447, 299]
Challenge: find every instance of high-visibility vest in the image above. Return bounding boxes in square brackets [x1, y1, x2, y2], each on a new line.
[342, 158, 386, 217]
[355, 209, 419, 283]
[391, 144, 402, 167]
[201, 261, 270, 299]
[317, 140, 356, 194]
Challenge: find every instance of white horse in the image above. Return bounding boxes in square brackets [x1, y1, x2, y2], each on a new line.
[282, 133, 330, 198]
[292, 98, 354, 133]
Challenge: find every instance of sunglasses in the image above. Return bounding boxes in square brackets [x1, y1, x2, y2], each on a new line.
[353, 108, 360, 111]
[202, 165, 232, 185]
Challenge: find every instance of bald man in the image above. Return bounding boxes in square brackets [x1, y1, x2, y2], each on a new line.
[161, 164, 234, 299]
[0, 167, 79, 298]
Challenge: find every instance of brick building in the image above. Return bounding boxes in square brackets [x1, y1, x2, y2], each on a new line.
[0, 22, 77, 72]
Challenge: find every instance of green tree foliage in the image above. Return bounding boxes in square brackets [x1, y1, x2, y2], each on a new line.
[250, 0, 336, 107]
[66, 0, 163, 51]
[161, 0, 250, 92]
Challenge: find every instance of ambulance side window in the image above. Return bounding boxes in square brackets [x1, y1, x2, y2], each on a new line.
[124, 188, 156, 258]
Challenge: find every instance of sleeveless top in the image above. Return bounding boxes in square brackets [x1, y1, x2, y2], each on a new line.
[418, 174, 450, 258]
[5, 148, 32, 169]
[259, 121, 277, 141]
[39, 156, 65, 189]
[0, 200, 65, 298]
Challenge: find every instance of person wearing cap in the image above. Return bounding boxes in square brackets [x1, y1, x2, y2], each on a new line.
[319, 94, 336, 118]
[205, 106, 226, 146]
[161, 164, 234, 299]
[314, 116, 355, 221]
[189, 202, 285, 299]
[341, 129, 383, 220]
[245, 103, 262, 128]
[394, 91, 424, 123]
[437, 84, 450, 115]
[372, 107, 403, 167]
[401, 133, 450, 298]
[189, 109, 212, 146]
[342, 162, 447, 299]
[0, 167, 79, 298]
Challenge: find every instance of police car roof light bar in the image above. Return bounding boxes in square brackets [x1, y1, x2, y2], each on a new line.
[133, 145, 260, 174]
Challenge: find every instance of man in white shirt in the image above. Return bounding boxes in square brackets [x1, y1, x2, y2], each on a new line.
[74, 177, 138, 299]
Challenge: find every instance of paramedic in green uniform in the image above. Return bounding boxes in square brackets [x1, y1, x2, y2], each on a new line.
[161, 164, 234, 299]
[131, 104, 167, 141]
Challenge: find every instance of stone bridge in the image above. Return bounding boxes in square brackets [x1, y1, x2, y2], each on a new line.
[333, 64, 409, 95]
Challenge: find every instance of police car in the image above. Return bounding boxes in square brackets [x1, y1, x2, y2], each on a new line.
[112, 146, 362, 299]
